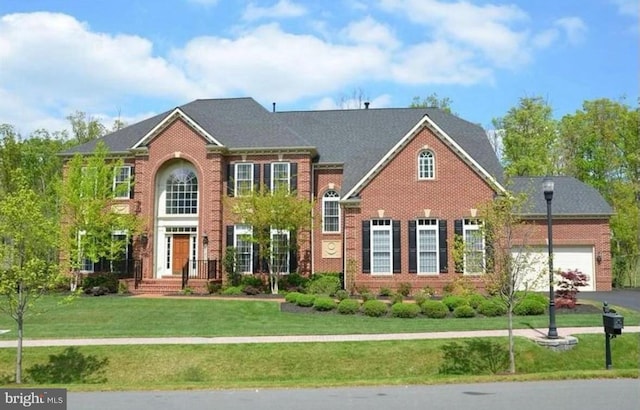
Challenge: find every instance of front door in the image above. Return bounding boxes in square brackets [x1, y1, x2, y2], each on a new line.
[172, 234, 190, 275]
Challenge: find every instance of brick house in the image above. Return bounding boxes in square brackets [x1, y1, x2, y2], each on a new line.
[63, 98, 613, 293]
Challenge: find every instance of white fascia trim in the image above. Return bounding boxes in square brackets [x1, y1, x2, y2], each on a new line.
[343, 115, 506, 199]
[131, 108, 223, 149]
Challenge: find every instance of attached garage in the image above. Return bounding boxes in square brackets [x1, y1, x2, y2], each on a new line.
[514, 245, 595, 292]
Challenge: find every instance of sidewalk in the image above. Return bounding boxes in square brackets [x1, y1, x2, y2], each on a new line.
[0, 326, 638, 348]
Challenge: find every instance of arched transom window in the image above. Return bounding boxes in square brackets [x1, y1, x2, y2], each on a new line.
[418, 150, 435, 180]
[165, 168, 198, 214]
[322, 190, 340, 233]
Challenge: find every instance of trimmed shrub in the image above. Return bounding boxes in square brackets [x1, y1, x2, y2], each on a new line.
[378, 287, 393, 297]
[360, 292, 376, 302]
[334, 289, 349, 301]
[519, 292, 547, 305]
[285, 291, 303, 304]
[397, 282, 412, 297]
[467, 293, 487, 310]
[241, 275, 265, 290]
[390, 293, 404, 305]
[391, 303, 420, 318]
[82, 273, 118, 294]
[295, 294, 316, 307]
[221, 286, 243, 295]
[280, 272, 309, 291]
[362, 300, 388, 317]
[514, 299, 546, 316]
[421, 300, 449, 319]
[477, 299, 507, 317]
[453, 305, 476, 318]
[307, 275, 341, 296]
[442, 295, 469, 312]
[313, 296, 337, 311]
[337, 299, 360, 314]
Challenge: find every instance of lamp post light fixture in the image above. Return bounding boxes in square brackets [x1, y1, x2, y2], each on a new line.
[543, 177, 558, 339]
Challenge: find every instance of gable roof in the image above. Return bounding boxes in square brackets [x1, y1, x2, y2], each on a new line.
[276, 108, 504, 197]
[509, 176, 613, 217]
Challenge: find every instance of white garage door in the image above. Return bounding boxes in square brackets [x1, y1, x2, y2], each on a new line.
[511, 246, 595, 291]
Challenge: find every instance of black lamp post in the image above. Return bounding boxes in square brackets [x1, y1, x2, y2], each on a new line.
[543, 177, 558, 339]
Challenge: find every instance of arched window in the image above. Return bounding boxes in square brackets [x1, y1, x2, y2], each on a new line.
[418, 150, 435, 180]
[165, 168, 198, 214]
[322, 190, 340, 233]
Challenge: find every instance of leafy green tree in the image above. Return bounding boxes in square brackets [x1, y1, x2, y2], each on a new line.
[66, 111, 107, 145]
[60, 141, 141, 289]
[230, 184, 314, 294]
[0, 174, 61, 384]
[480, 192, 542, 373]
[559, 98, 640, 286]
[410, 93, 453, 113]
[493, 97, 559, 177]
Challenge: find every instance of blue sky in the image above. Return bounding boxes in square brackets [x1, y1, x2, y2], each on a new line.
[0, 0, 637, 135]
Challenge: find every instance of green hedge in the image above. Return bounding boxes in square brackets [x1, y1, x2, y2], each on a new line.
[362, 300, 388, 317]
[514, 299, 546, 316]
[285, 291, 303, 304]
[453, 305, 476, 318]
[421, 300, 449, 318]
[391, 303, 421, 318]
[442, 295, 469, 312]
[477, 299, 507, 317]
[295, 294, 316, 307]
[337, 299, 360, 315]
[313, 296, 337, 311]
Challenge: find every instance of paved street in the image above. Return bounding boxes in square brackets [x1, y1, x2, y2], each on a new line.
[68, 379, 640, 410]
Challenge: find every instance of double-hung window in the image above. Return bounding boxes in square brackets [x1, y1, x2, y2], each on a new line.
[234, 225, 253, 274]
[271, 229, 290, 274]
[417, 219, 438, 274]
[371, 219, 392, 274]
[235, 163, 254, 197]
[322, 190, 340, 233]
[77, 230, 94, 273]
[113, 166, 132, 199]
[271, 162, 290, 192]
[464, 219, 485, 274]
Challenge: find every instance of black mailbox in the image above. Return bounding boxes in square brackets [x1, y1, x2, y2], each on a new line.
[603, 312, 624, 335]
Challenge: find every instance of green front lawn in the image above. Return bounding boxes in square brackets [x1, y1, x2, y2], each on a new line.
[0, 295, 636, 340]
[0, 334, 637, 390]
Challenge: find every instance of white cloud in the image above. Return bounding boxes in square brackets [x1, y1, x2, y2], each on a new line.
[554, 17, 587, 44]
[186, 0, 219, 6]
[610, 0, 637, 16]
[341, 16, 400, 49]
[173, 23, 389, 102]
[242, 0, 307, 21]
[532, 29, 559, 49]
[378, 0, 531, 68]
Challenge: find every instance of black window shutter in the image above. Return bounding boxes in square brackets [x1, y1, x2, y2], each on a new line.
[439, 220, 448, 273]
[253, 163, 260, 191]
[289, 230, 297, 273]
[227, 164, 235, 197]
[226, 225, 234, 248]
[408, 220, 417, 273]
[290, 162, 298, 193]
[362, 221, 370, 273]
[454, 219, 463, 273]
[252, 242, 260, 274]
[485, 230, 494, 273]
[393, 220, 401, 273]
[129, 167, 135, 199]
[263, 163, 271, 192]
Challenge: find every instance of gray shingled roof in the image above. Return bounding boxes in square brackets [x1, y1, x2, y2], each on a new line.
[277, 108, 504, 196]
[510, 176, 613, 217]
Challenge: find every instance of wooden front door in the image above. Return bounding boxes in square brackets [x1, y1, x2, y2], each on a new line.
[172, 234, 190, 275]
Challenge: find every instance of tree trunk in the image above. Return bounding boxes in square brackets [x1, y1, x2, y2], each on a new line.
[15, 284, 24, 384]
[507, 307, 515, 374]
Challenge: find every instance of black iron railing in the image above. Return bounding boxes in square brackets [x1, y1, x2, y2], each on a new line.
[181, 259, 219, 289]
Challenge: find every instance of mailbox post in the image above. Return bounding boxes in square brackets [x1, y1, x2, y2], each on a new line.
[602, 302, 624, 370]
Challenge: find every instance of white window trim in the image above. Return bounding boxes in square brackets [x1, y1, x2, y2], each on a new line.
[271, 162, 291, 193]
[417, 219, 439, 276]
[113, 165, 132, 199]
[234, 225, 254, 274]
[463, 219, 485, 275]
[322, 190, 341, 233]
[371, 219, 392, 276]
[77, 230, 94, 273]
[418, 150, 435, 180]
[234, 163, 254, 197]
[270, 228, 290, 275]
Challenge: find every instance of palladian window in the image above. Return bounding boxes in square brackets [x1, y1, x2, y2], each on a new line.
[165, 168, 198, 214]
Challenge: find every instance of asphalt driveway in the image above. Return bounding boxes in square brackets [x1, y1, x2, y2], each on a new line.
[580, 288, 640, 312]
